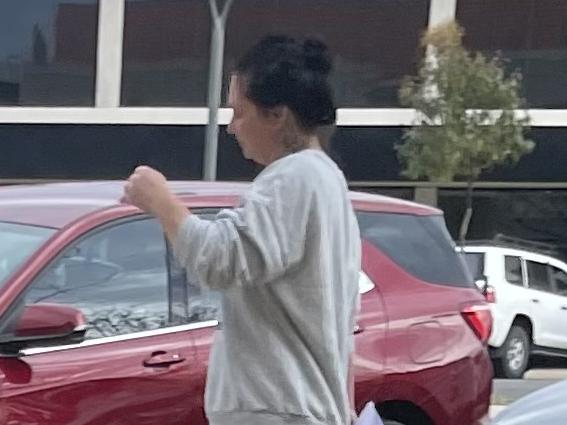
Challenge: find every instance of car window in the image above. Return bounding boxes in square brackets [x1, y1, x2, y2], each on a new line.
[549, 265, 567, 297]
[168, 211, 222, 324]
[0, 222, 55, 289]
[25, 218, 173, 340]
[464, 252, 485, 280]
[168, 253, 222, 324]
[356, 212, 473, 287]
[526, 261, 552, 293]
[504, 256, 524, 286]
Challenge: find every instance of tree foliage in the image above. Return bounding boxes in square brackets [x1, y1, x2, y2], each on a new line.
[397, 21, 534, 184]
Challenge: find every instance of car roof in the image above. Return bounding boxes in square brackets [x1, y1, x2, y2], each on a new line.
[0, 181, 440, 229]
[461, 245, 561, 261]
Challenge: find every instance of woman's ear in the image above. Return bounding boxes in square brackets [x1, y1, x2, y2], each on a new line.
[266, 105, 291, 129]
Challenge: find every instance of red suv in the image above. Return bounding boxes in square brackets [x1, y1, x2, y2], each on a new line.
[0, 182, 492, 425]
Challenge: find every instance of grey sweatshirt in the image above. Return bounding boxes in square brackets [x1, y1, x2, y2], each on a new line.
[174, 149, 361, 425]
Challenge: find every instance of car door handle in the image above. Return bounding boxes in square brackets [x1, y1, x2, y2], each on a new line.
[561, 306, 567, 311]
[354, 324, 364, 335]
[531, 299, 540, 304]
[143, 351, 186, 368]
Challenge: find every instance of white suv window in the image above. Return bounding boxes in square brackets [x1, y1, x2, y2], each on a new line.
[464, 252, 484, 280]
[550, 266, 567, 297]
[504, 256, 523, 286]
[526, 261, 553, 293]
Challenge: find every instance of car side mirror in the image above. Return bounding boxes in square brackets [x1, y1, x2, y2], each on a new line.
[0, 303, 87, 357]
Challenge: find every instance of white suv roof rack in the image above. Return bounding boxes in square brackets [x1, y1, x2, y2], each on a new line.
[464, 234, 560, 258]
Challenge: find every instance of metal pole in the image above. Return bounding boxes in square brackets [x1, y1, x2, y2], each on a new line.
[203, 0, 233, 181]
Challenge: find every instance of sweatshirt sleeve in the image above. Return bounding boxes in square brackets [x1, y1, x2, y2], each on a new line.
[173, 170, 313, 290]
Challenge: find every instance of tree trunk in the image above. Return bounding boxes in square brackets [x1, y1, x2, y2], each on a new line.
[459, 179, 474, 245]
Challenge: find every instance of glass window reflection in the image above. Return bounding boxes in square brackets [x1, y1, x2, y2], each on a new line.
[0, 0, 98, 106]
[458, 0, 567, 108]
[121, 0, 211, 106]
[25, 219, 171, 340]
[168, 212, 222, 324]
[224, 0, 430, 107]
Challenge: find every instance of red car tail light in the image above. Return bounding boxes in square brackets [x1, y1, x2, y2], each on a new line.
[461, 304, 492, 344]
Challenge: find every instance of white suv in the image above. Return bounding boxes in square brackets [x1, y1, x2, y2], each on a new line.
[460, 242, 567, 379]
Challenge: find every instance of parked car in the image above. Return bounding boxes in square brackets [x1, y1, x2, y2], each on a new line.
[461, 241, 567, 379]
[491, 379, 567, 424]
[0, 182, 492, 425]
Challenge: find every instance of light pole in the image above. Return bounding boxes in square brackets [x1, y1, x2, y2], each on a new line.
[203, 0, 233, 181]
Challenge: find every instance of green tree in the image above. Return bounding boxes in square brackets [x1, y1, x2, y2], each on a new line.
[397, 21, 535, 243]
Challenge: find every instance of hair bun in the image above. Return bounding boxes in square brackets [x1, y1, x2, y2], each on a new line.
[302, 39, 332, 76]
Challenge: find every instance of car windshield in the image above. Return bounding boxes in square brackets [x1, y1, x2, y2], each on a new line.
[0, 221, 55, 289]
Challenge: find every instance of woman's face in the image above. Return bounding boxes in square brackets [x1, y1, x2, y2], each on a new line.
[227, 75, 283, 165]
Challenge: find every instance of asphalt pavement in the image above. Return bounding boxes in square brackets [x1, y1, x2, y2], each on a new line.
[490, 366, 567, 418]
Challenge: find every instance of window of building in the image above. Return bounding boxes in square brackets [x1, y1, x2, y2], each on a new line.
[224, 0, 430, 107]
[329, 126, 408, 181]
[0, 0, 98, 106]
[121, 0, 211, 106]
[0, 124, 206, 180]
[457, 0, 567, 108]
[218, 125, 412, 182]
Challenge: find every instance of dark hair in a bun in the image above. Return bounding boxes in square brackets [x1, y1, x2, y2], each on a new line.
[302, 39, 332, 75]
[235, 35, 336, 131]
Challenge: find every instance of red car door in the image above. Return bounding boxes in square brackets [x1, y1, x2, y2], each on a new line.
[0, 217, 206, 425]
[1, 330, 196, 425]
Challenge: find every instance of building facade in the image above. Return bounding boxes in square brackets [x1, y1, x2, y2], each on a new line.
[2, 0, 567, 250]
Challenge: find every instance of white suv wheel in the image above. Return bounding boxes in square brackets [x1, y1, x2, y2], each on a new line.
[507, 337, 526, 371]
[494, 325, 530, 379]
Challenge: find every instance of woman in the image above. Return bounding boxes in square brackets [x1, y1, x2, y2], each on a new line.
[124, 35, 361, 425]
